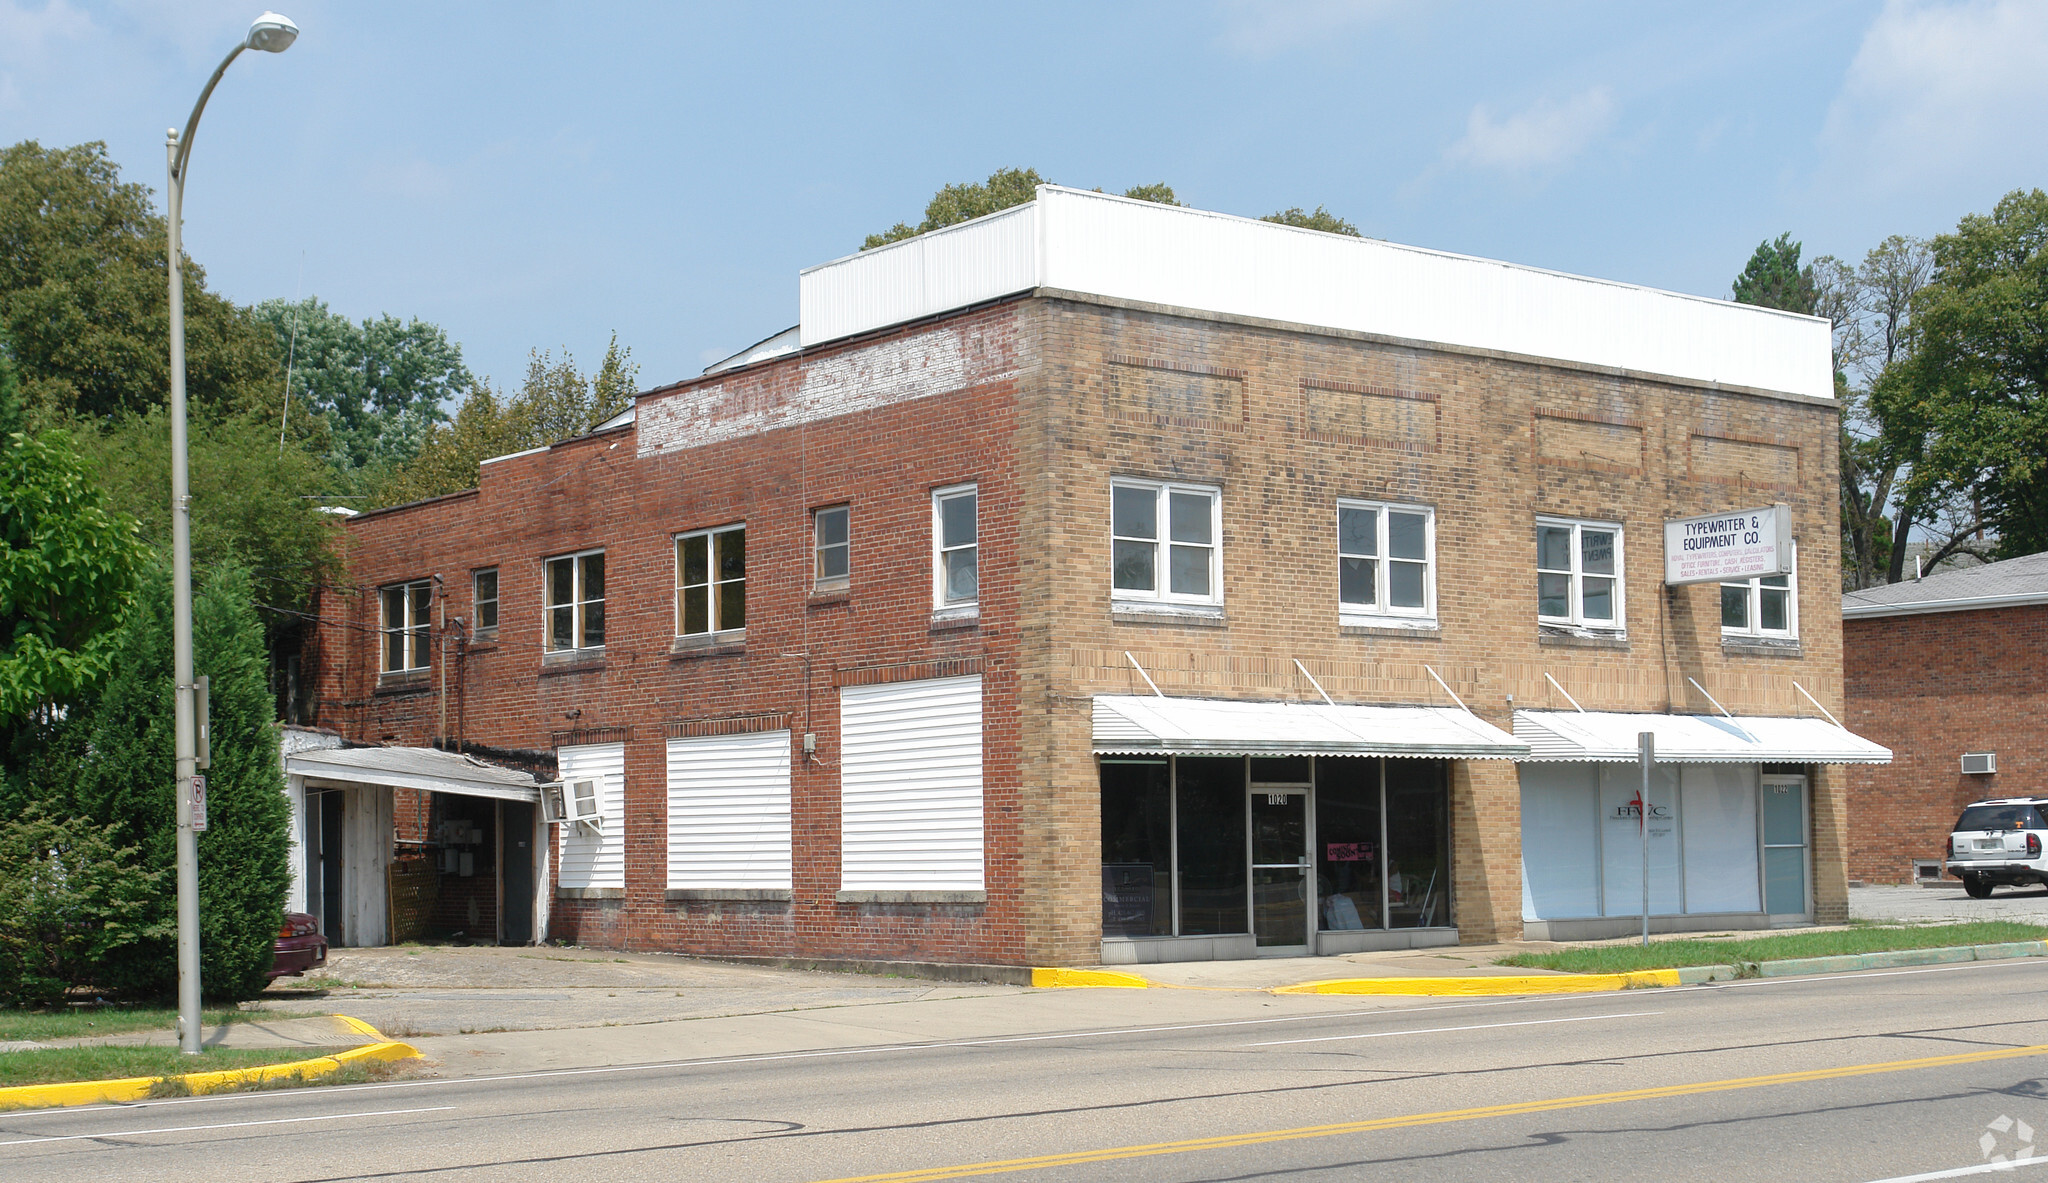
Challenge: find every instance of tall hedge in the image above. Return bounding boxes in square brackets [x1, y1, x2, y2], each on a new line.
[55, 561, 290, 1000]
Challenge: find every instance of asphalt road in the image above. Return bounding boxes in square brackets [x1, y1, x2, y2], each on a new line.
[10, 959, 2048, 1182]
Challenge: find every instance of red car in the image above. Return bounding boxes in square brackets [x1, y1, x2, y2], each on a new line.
[268, 912, 329, 979]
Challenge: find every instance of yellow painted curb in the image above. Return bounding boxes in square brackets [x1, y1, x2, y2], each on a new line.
[0, 1016, 420, 1112]
[1271, 970, 1680, 995]
[1032, 967, 1152, 989]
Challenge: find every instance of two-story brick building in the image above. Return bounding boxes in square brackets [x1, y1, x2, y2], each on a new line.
[296, 186, 1888, 967]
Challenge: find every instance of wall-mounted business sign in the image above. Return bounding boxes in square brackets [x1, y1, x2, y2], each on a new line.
[1664, 503, 1793, 586]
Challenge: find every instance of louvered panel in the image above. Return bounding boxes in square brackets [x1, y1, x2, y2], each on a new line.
[840, 675, 984, 891]
[666, 731, 792, 890]
[555, 742, 625, 890]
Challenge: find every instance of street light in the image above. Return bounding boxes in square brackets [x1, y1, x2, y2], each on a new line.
[166, 9, 298, 1057]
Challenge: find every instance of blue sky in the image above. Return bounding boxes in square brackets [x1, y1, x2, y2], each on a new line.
[3, 1, 2044, 394]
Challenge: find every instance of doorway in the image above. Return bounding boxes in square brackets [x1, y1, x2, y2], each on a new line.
[1250, 784, 1312, 953]
[500, 801, 536, 944]
[1761, 774, 1810, 919]
[304, 788, 345, 945]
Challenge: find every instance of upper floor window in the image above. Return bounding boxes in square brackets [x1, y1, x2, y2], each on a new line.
[814, 506, 849, 591]
[545, 549, 605, 653]
[676, 524, 745, 636]
[1537, 518, 1623, 632]
[1338, 500, 1434, 624]
[380, 579, 431, 673]
[1112, 479, 1221, 605]
[933, 485, 978, 607]
[472, 567, 499, 637]
[1722, 544, 1797, 639]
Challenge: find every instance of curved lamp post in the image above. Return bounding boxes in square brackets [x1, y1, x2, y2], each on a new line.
[166, 10, 297, 1057]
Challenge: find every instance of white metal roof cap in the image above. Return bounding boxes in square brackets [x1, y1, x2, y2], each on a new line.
[1513, 710, 1892, 765]
[284, 746, 544, 802]
[1093, 695, 1527, 759]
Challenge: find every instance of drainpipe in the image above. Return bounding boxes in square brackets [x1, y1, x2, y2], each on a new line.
[434, 574, 446, 746]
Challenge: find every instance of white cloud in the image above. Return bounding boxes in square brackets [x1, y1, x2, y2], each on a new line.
[1818, 0, 2048, 196]
[1213, 0, 1407, 57]
[1440, 86, 1616, 174]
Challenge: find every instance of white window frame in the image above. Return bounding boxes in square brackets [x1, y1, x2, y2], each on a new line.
[543, 548, 606, 654]
[1721, 541, 1798, 640]
[379, 579, 432, 672]
[471, 567, 498, 637]
[1337, 499, 1436, 626]
[813, 505, 850, 591]
[1536, 517, 1625, 633]
[674, 523, 746, 638]
[1110, 478, 1223, 606]
[932, 484, 979, 609]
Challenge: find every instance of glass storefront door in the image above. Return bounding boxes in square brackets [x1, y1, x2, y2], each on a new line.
[1250, 787, 1311, 951]
[1761, 774, 1810, 917]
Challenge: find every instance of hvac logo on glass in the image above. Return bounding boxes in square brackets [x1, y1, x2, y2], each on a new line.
[1609, 792, 1672, 823]
[1982, 1114, 2035, 1164]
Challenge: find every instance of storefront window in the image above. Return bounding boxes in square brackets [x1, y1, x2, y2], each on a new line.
[1100, 761, 1171, 937]
[1175, 758, 1248, 936]
[1314, 757, 1382, 930]
[1386, 761, 1450, 928]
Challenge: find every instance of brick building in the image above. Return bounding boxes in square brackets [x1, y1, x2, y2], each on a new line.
[293, 186, 1889, 966]
[1843, 551, 2048, 885]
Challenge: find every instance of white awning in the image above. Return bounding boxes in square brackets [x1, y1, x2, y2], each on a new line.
[1513, 710, 1892, 765]
[1093, 695, 1527, 759]
[284, 746, 543, 802]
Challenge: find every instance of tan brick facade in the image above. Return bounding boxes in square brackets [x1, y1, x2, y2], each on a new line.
[310, 289, 1850, 965]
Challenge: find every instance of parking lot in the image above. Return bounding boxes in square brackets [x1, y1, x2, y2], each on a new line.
[1851, 882, 2048, 924]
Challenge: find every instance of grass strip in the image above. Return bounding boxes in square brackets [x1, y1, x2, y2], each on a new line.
[0, 1045, 324, 1089]
[1496, 921, 2048, 974]
[0, 1005, 315, 1043]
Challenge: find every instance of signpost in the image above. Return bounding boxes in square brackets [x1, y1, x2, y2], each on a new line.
[1663, 503, 1793, 586]
[1639, 732, 1653, 947]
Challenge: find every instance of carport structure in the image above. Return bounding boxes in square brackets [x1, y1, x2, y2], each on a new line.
[283, 738, 548, 947]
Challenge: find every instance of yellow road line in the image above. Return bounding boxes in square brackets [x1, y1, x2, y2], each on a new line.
[808, 1042, 2048, 1183]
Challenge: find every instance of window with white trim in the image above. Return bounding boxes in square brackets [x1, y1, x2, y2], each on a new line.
[814, 505, 849, 591]
[1722, 543, 1797, 639]
[933, 485, 978, 607]
[1338, 500, 1434, 624]
[379, 579, 431, 672]
[544, 549, 605, 653]
[675, 524, 745, 637]
[1112, 479, 1222, 605]
[1536, 518, 1624, 632]
[471, 568, 498, 637]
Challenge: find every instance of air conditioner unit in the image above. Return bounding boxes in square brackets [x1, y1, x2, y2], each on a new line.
[539, 777, 606, 831]
[1961, 752, 1997, 775]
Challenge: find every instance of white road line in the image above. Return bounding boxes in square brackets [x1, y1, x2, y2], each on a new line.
[1247, 1010, 1663, 1046]
[0, 1105, 455, 1148]
[1863, 1153, 2048, 1181]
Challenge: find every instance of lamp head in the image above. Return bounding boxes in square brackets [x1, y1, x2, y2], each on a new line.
[246, 11, 298, 52]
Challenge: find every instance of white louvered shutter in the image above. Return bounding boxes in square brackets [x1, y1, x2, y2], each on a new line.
[667, 731, 792, 890]
[555, 742, 625, 890]
[839, 675, 983, 891]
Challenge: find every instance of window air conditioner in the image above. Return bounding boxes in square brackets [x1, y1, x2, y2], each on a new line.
[1961, 752, 1997, 775]
[539, 778, 606, 831]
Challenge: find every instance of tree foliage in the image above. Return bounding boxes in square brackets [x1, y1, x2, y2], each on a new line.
[0, 348, 148, 726]
[1262, 206, 1361, 236]
[862, 169, 1189, 249]
[250, 297, 472, 478]
[1888, 188, 2048, 559]
[377, 335, 639, 507]
[1732, 232, 1820, 315]
[0, 806, 169, 1008]
[0, 140, 284, 422]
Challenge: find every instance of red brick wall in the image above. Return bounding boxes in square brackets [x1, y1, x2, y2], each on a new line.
[310, 303, 1031, 964]
[1844, 603, 2048, 882]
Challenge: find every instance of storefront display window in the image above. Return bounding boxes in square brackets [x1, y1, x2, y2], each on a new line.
[1175, 758, 1248, 935]
[1100, 760, 1171, 937]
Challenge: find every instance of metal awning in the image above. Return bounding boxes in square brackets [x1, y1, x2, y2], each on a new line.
[284, 746, 543, 803]
[1513, 710, 1893, 765]
[1093, 695, 1528, 760]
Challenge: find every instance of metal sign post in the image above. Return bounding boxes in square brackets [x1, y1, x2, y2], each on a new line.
[1639, 731, 1654, 947]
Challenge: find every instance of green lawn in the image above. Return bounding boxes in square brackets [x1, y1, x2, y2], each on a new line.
[0, 1005, 304, 1043]
[1496, 921, 2048, 975]
[0, 1045, 324, 1090]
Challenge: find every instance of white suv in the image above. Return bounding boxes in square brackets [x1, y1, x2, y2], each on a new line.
[1946, 797, 2048, 899]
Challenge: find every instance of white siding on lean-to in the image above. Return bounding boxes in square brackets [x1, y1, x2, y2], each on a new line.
[556, 742, 625, 891]
[666, 731, 792, 891]
[839, 676, 984, 892]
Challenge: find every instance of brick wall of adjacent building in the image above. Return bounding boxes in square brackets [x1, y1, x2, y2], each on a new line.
[1844, 604, 2048, 883]
[308, 289, 1851, 965]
